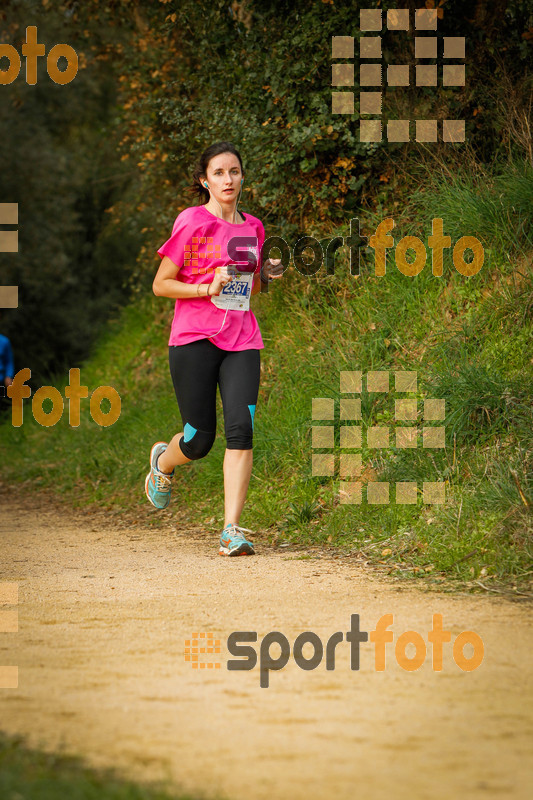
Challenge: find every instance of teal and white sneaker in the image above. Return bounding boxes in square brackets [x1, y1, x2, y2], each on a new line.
[219, 523, 255, 557]
[145, 441, 174, 509]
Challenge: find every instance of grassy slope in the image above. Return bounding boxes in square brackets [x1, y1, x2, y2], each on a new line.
[0, 167, 531, 593]
[0, 732, 204, 800]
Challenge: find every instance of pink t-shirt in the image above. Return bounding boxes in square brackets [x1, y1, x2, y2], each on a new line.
[156, 205, 265, 351]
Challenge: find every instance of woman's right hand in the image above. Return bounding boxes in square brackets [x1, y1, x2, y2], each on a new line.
[209, 266, 234, 296]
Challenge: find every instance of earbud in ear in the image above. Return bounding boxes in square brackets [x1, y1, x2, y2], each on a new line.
[241, 178, 244, 184]
[204, 182, 209, 188]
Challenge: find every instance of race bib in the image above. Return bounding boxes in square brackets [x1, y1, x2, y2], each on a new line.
[210, 268, 254, 311]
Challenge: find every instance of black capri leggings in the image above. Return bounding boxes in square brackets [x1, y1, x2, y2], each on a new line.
[168, 339, 261, 460]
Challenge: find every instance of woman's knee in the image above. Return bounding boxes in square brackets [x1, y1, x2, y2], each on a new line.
[224, 404, 255, 450]
[179, 424, 216, 460]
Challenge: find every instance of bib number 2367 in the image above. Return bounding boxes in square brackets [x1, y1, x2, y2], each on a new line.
[210, 268, 254, 311]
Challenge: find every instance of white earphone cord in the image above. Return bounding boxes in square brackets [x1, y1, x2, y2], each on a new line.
[207, 306, 229, 340]
[204, 178, 243, 339]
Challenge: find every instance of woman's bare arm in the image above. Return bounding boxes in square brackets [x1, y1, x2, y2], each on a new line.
[153, 255, 211, 299]
[153, 256, 238, 298]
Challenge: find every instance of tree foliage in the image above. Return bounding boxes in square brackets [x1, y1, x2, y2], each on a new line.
[0, 0, 144, 384]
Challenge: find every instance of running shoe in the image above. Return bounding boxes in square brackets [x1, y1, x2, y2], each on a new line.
[219, 523, 255, 557]
[145, 441, 174, 509]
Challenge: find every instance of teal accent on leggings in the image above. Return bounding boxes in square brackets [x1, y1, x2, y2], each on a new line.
[184, 422, 197, 442]
[248, 404, 256, 430]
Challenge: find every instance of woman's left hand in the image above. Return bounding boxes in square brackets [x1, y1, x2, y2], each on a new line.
[262, 258, 284, 280]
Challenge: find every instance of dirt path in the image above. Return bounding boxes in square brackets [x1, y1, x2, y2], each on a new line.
[0, 487, 532, 800]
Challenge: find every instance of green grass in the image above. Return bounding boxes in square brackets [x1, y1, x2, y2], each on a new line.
[0, 732, 207, 800]
[1, 163, 531, 592]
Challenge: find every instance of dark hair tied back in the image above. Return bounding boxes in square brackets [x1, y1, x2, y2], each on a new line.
[189, 141, 244, 204]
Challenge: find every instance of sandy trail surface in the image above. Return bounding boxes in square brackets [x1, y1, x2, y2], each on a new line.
[0, 487, 532, 800]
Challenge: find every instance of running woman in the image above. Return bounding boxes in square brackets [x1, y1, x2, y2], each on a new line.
[145, 141, 282, 556]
